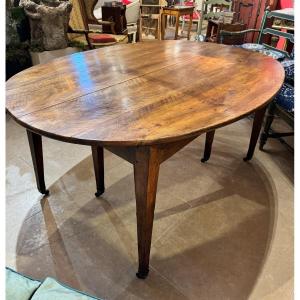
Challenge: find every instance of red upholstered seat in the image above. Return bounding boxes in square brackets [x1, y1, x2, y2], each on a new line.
[88, 33, 117, 43]
[183, 11, 201, 20]
[182, 1, 201, 20]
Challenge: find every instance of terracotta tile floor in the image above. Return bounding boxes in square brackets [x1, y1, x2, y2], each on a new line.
[6, 113, 293, 300]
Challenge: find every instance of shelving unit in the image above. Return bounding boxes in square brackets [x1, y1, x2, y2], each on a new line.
[139, 0, 166, 40]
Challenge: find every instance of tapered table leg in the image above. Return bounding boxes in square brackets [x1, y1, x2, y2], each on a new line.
[134, 146, 160, 279]
[27, 130, 49, 195]
[201, 130, 215, 163]
[92, 145, 105, 197]
[244, 106, 267, 161]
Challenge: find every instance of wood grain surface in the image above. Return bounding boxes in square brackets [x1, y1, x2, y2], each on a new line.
[6, 41, 284, 146]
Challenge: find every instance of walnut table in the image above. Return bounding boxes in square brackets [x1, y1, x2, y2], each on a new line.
[6, 41, 284, 279]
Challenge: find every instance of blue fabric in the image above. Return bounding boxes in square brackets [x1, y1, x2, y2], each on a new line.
[281, 59, 294, 85]
[290, 48, 294, 59]
[274, 83, 294, 112]
[6, 267, 41, 300]
[6, 268, 103, 300]
[31, 277, 102, 300]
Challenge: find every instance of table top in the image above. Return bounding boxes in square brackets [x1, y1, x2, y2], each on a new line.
[6, 41, 284, 146]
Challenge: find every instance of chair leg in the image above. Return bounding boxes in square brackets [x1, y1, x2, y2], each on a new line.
[181, 18, 185, 34]
[201, 130, 215, 163]
[132, 32, 137, 43]
[259, 102, 276, 150]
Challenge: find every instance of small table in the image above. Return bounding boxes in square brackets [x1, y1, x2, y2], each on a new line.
[6, 41, 284, 279]
[161, 6, 194, 40]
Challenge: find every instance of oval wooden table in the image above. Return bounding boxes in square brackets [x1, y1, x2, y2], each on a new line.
[6, 41, 284, 279]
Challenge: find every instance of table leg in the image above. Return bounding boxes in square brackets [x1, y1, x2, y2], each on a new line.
[175, 14, 179, 40]
[105, 137, 196, 278]
[27, 130, 49, 195]
[187, 13, 193, 40]
[201, 130, 215, 163]
[92, 145, 105, 197]
[161, 14, 166, 40]
[134, 146, 160, 279]
[244, 106, 267, 161]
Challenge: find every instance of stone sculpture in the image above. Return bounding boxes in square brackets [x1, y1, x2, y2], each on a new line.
[19, 0, 72, 50]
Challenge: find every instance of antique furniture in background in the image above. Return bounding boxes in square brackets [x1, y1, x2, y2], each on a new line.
[232, 0, 278, 43]
[259, 8, 294, 150]
[205, 20, 246, 43]
[6, 41, 284, 279]
[125, 0, 140, 42]
[219, 8, 294, 57]
[161, 6, 194, 40]
[180, 0, 202, 35]
[68, 0, 127, 48]
[196, 0, 232, 41]
[101, 4, 127, 34]
[139, 0, 165, 40]
[202, 8, 293, 161]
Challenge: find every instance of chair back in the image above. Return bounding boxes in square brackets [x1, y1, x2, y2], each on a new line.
[257, 8, 294, 58]
[202, 0, 232, 20]
[69, 0, 89, 30]
[70, 0, 102, 27]
[218, 8, 294, 58]
[126, 0, 140, 24]
[196, 0, 232, 39]
[81, 0, 100, 25]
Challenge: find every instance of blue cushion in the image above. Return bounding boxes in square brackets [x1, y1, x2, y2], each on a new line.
[274, 83, 294, 112]
[290, 48, 294, 59]
[281, 59, 294, 85]
[6, 267, 41, 300]
[31, 277, 102, 300]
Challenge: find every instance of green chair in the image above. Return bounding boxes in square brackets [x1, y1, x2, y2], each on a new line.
[219, 8, 294, 58]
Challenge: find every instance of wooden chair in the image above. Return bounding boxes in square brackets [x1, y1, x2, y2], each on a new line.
[196, 0, 232, 41]
[219, 8, 294, 58]
[68, 0, 127, 49]
[126, 0, 140, 43]
[207, 21, 246, 44]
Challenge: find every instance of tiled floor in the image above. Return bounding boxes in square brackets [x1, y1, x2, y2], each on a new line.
[6, 113, 293, 300]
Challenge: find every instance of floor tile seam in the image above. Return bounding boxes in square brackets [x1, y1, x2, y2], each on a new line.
[149, 264, 188, 298]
